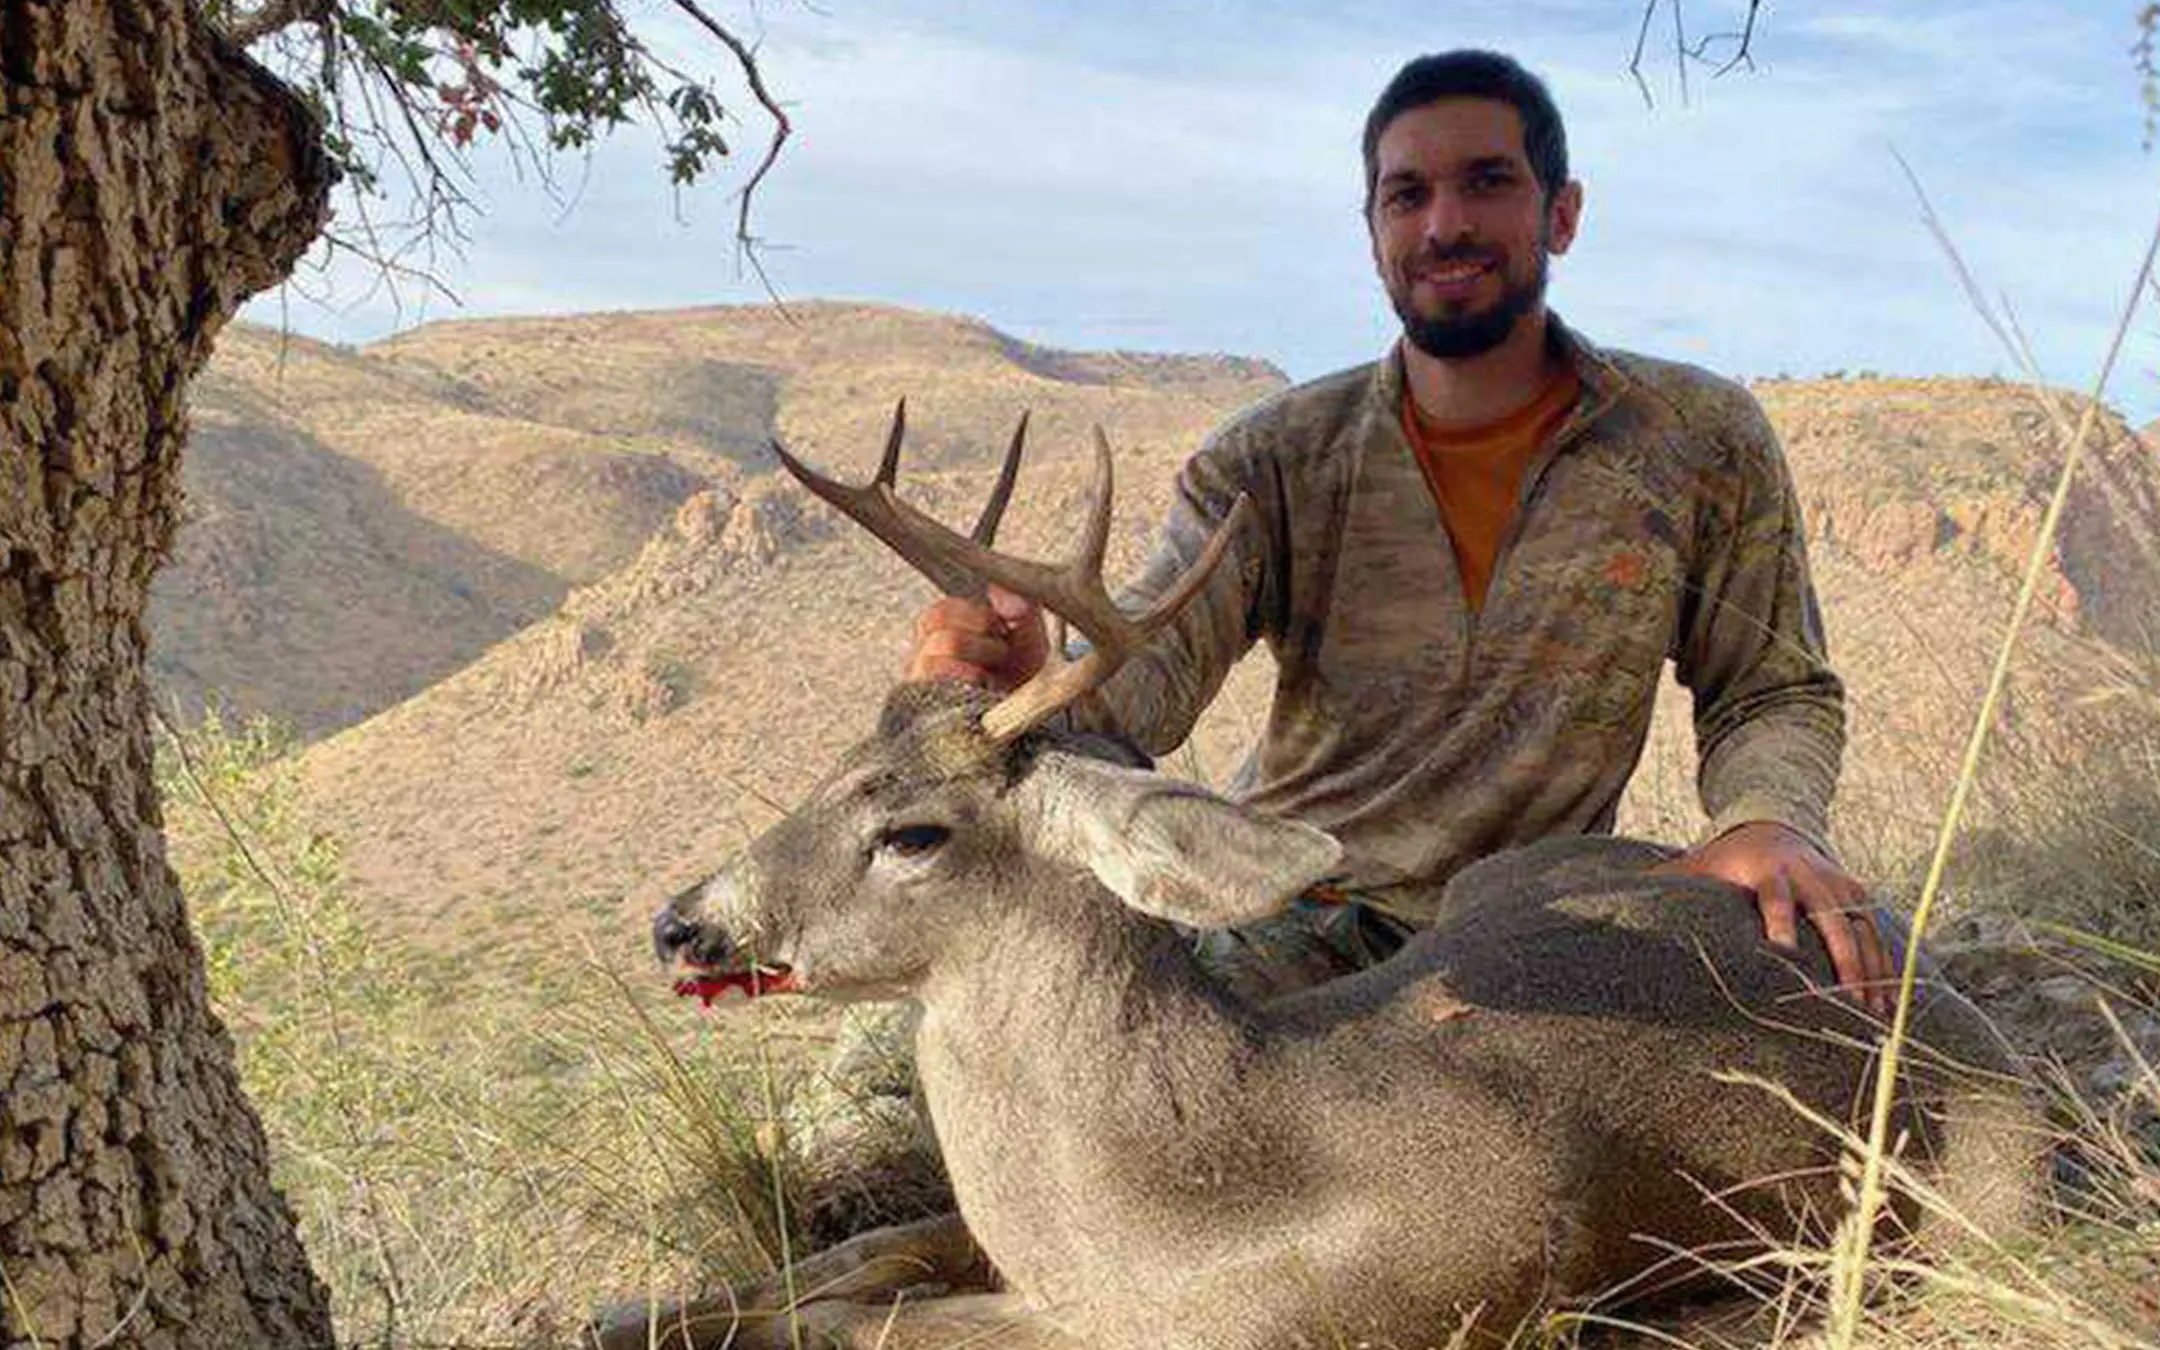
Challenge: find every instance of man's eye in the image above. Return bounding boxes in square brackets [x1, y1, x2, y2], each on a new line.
[878, 824, 951, 858]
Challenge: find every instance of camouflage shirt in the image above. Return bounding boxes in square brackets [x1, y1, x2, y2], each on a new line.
[1069, 319, 1845, 920]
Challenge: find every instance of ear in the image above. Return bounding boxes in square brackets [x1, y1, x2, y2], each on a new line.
[1020, 753, 1344, 928]
[1546, 177, 1584, 256]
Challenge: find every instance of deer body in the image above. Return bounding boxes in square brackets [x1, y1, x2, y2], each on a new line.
[911, 870, 1553, 1347]
[657, 416, 2035, 1349]
[903, 822, 1989, 1348]
[668, 688, 2030, 1350]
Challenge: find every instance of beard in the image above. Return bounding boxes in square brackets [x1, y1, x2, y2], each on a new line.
[1389, 239, 1550, 361]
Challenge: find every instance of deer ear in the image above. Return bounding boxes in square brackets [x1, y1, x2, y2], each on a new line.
[1023, 754, 1343, 927]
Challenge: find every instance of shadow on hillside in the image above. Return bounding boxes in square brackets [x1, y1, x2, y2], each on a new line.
[151, 404, 569, 741]
[642, 358, 779, 469]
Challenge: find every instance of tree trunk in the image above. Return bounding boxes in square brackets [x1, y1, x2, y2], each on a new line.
[1, 2, 334, 1345]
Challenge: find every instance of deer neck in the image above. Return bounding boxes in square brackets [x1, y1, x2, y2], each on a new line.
[906, 868, 1322, 1316]
[912, 869, 1258, 1146]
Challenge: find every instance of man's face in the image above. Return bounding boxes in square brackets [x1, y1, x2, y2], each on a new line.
[1367, 98, 1582, 361]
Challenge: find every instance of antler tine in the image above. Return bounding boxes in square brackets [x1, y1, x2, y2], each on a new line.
[768, 421, 989, 601]
[971, 411, 1028, 547]
[1122, 493, 1252, 640]
[876, 398, 907, 486]
[907, 429, 1117, 628]
[775, 414, 1243, 740]
[1079, 427, 1115, 577]
[975, 492, 1252, 743]
[969, 428, 1253, 743]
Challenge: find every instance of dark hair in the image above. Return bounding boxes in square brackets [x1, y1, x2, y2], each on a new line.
[1361, 51, 1569, 210]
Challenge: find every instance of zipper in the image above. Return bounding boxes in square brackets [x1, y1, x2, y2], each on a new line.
[1460, 366, 1626, 685]
[1385, 405, 1479, 686]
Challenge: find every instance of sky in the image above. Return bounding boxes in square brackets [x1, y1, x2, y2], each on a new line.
[246, 0, 2160, 423]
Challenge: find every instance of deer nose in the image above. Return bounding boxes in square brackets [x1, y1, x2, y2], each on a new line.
[653, 906, 704, 967]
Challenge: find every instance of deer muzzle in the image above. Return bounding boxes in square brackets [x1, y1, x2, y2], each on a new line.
[651, 903, 712, 968]
[653, 872, 740, 966]
[654, 869, 800, 1003]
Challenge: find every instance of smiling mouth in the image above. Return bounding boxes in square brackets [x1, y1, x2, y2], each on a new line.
[1413, 259, 1494, 288]
[674, 961, 799, 1005]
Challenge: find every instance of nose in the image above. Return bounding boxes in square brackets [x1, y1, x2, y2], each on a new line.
[1418, 190, 1475, 248]
[653, 879, 711, 966]
[652, 908, 701, 966]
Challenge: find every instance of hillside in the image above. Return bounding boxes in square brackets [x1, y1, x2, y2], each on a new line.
[159, 326, 718, 732]
[252, 337, 2160, 970]
[156, 303, 1281, 736]
[265, 306, 1279, 964]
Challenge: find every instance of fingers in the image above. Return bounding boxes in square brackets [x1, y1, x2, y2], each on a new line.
[907, 629, 1011, 684]
[914, 596, 1000, 641]
[1786, 870, 1896, 1018]
[1791, 871, 1866, 1005]
[1849, 909, 1893, 1018]
[1673, 824, 1899, 1019]
[916, 628, 1014, 672]
[987, 586, 1037, 625]
[1755, 871, 1800, 952]
[988, 585, 1052, 675]
[904, 593, 1049, 687]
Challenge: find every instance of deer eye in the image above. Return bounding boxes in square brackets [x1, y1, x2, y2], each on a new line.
[877, 824, 951, 859]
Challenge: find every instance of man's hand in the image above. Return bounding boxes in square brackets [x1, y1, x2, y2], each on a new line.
[905, 586, 1051, 689]
[1658, 822, 1895, 1017]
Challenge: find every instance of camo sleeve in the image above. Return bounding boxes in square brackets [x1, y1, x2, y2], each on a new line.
[1061, 428, 1279, 755]
[1676, 388, 1847, 849]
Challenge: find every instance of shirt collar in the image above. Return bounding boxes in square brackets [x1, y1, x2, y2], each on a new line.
[1372, 311, 1629, 435]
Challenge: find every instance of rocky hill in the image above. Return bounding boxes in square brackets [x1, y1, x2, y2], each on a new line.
[157, 303, 1282, 736]
[160, 326, 721, 733]
[1762, 375, 2160, 650]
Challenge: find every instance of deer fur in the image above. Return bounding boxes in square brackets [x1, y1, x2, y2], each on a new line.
[656, 682, 2038, 1350]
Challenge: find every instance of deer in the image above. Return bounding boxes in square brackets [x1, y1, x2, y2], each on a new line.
[634, 407, 2041, 1350]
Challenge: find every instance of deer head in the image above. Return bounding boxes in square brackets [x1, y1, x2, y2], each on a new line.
[655, 406, 1341, 1004]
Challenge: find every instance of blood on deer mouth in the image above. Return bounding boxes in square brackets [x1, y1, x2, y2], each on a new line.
[673, 963, 799, 1005]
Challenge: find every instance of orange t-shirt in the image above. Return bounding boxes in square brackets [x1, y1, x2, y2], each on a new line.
[1400, 367, 1582, 612]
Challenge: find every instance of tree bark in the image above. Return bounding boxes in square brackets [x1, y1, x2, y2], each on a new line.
[1, 2, 334, 1346]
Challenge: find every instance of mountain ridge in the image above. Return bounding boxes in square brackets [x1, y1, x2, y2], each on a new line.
[160, 302, 1286, 736]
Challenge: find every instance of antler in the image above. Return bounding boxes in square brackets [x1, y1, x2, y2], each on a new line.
[968, 429, 1251, 740]
[769, 399, 1026, 599]
[770, 405, 1251, 743]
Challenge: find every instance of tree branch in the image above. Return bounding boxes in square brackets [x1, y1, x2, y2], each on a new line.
[1680, 0, 1764, 78]
[1628, 0, 1659, 110]
[1628, 2, 1767, 108]
[666, 0, 793, 304]
[219, 0, 329, 47]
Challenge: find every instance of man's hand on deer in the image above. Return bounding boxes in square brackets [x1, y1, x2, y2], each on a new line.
[1658, 822, 1895, 1018]
[907, 587, 1048, 689]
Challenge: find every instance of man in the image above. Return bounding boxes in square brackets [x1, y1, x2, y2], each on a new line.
[906, 50, 1893, 1011]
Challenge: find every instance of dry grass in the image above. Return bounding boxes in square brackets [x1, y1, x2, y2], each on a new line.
[159, 708, 879, 1348]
